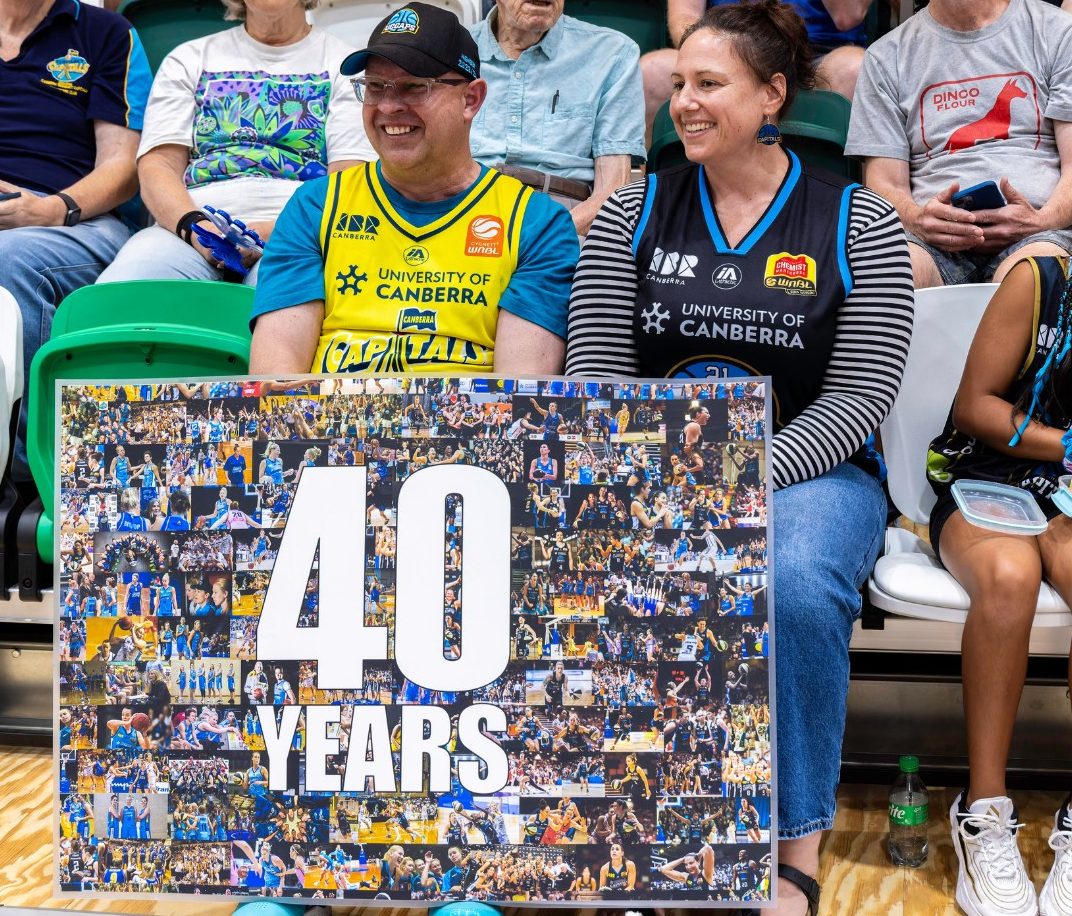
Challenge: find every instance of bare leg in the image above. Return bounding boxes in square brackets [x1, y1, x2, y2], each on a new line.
[939, 512, 1043, 803]
[908, 241, 943, 289]
[774, 833, 821, 915]
[993, 241, 1068, 282]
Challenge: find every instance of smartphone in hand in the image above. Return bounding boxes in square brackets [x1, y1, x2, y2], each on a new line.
[951, 181, 1007, 211]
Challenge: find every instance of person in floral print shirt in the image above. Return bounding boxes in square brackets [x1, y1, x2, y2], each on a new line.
[98, 0, 374, 285]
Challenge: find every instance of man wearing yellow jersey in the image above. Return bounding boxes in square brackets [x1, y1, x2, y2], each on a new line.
[249, 2, 578, 376]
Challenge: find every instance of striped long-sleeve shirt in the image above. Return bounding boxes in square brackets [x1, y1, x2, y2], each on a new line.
[565, 178, 915, 489]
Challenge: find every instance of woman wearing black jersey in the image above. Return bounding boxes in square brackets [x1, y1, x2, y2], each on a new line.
[598, 842, 636, 892]
[565, 4, 913, 913]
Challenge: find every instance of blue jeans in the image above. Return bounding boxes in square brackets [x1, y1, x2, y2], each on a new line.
[773, 461, 886, 839]
[0, 214, 131, 480]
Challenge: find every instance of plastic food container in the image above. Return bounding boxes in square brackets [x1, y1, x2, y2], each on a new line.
[1051, 475, 1072, 518]
[951, 479, 1049, 535]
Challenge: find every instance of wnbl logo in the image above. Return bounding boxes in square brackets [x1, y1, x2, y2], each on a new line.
[333, 213, 380, 237]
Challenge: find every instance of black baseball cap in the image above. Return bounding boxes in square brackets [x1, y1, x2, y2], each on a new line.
[340, 3, 480, 81]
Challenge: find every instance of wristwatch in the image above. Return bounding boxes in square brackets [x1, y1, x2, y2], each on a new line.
[54, 191, 81, 227]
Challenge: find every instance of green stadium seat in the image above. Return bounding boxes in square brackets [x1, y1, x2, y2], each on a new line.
[563, 0, 667, 55]
[648, 100, 687, 172]
[118, 0, 231, 73]
[28, 281, 254, 562]
[779, 89, 860, 181]
[647, 89, 860, 180]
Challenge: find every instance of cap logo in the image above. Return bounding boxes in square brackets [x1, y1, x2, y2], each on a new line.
[457, 53, 477, 79]
[384, 8, 419, 33]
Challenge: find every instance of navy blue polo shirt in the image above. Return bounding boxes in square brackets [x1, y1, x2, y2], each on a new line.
[0, 0, 151, 194]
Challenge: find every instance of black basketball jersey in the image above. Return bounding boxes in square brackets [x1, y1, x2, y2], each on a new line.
[928, 256, 1071, 500]
[632, 152, 856, 430]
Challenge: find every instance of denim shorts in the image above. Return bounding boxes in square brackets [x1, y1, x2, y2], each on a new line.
[906, 228, 1072, 286]
[772, 462, 887, 839]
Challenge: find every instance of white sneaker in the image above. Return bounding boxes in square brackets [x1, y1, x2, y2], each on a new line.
[950, 793, 1038, 916]
[1041, 798, 1072, 916]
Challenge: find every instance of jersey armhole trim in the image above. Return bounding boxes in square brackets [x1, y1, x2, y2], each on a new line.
[631, 175, 658, 259]
[321, 171, 344, 261]
[837, 183, 859, 297]
[1020, 256, 1044, 380]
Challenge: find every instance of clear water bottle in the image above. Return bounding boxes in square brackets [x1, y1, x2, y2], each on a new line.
[888, 755, 929, 867]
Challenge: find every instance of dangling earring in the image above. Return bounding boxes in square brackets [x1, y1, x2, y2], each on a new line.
[756, 115, 782, 146]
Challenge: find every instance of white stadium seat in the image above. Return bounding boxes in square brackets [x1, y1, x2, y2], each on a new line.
[0, 286, 24, 479]
[312, 0, 483, 50]
[868, 282, 1072, 627]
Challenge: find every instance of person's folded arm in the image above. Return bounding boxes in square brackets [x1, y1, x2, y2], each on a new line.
[770, 188, 915, 488]
[248, 179, 330, 374]
[494, 192, 579, 374]
[250, 303, 324, 375]
[821, 0, 871, 32]
[565, 182, 646, 377]
[0, 121, 139, 228]
[571, 154, 631, 236]
[668, 0, 706, 47]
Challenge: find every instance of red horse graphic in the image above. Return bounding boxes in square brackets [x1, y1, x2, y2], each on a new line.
[944, 78, 1027, 153]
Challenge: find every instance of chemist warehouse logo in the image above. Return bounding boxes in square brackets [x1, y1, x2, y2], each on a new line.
[465, 215, 503, 257]
[763, 252, 817, 296]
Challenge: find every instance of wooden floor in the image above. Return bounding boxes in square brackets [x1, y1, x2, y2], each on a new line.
[1, 746, 1064, 914]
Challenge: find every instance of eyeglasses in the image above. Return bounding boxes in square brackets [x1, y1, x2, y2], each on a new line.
[350, 76, 469, 105]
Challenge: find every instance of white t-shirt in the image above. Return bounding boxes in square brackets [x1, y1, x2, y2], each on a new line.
[846, 0, 1072, 209]
[138, 25, 374, 221]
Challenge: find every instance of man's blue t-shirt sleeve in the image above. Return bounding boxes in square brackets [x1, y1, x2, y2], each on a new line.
[250, 177, 330, 328]
[499, 192, 578, 340]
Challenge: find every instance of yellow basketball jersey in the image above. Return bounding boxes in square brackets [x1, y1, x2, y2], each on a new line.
[314, 163, 532, 374]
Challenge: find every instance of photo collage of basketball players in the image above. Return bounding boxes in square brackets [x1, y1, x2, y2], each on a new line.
[56, 376, 772, 904]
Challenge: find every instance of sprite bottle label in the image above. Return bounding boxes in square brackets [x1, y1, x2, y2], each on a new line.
[889, 802, 928, 827]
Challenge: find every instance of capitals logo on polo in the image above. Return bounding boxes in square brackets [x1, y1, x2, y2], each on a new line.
[383, 7, 419, 33]
[465, 215, 503, 257]
[646, 248, 698, 285]
[763, 252, 816, 296]
[48, 49, 90, 83]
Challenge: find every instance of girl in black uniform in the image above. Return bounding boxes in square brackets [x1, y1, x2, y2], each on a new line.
[926, 257, 1072, 910]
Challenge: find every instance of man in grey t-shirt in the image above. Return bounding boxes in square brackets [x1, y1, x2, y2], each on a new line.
[846, 0, 1072, 287]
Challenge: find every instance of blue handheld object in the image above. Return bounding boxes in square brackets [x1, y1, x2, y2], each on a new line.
[951, 180, 1006, 211]
[434, 904, 501, 916]
[192, 205, 264, 277]
[231, 902, 305, 915]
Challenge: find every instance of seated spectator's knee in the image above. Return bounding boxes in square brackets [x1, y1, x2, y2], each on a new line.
[994, 241, 1068, 282]
[640, 48, 677, 117]
[967, 555, 1042, 632]
[815, 44, 865, 100]
[909, 242, 943, 289]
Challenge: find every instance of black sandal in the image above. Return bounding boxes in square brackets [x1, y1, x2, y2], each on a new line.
[778, 862, 821, 916]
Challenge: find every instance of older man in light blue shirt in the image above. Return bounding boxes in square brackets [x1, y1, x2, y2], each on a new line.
[470, 0, 645, 235]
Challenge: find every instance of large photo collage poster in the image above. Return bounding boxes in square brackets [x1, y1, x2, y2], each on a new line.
[55, 376, 773, 906]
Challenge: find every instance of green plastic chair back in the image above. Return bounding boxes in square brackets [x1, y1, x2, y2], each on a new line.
[30, 281, 254, 561]
[50, 279, 255, 338]
[563, 0, 667, 54]
[780, 89, 859, 180]
[648, 100, 688, 172]
[118, 0, 231, 73]
[647, 89, 859, 180]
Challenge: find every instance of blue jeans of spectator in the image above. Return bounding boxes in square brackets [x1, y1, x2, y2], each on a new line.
[773, 461, 886, 839]
[0, 214, 130, 481]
